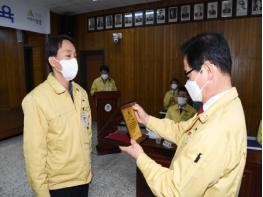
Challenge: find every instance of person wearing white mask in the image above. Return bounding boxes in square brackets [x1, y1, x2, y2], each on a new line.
[90, 65, 117, 96]
[163, 87, 196, 149]
[22, 35, 92, 197]
[120, 32, 246, 197]
[163, 78, 179, 109]
[165, 87, 196, 123]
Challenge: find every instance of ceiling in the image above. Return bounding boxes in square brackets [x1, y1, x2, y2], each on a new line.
[26, 0, 160, 15]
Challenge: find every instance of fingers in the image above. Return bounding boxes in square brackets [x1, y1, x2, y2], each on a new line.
[132, 104, 140, 111]
[120, 140, 144, 160]
[119, 145, 130, 153]
[133, 111, 140, 122]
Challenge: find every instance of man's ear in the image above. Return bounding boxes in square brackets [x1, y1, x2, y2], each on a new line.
[204, 60, 216, 80]
[48, 57, 55, 67]
[48, 57, 61, 71]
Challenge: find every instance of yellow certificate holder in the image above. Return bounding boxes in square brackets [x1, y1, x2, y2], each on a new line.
[121, 102, 147, 143]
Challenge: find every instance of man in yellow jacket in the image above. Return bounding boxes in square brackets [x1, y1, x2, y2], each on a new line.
[257, 120, 262, 145]
[90, 65, 117, 96]
[22, 35, 92, 197]
[120, 32, 247, 197]
[163, 78, 179, 109]
[165, 87, 196, 123]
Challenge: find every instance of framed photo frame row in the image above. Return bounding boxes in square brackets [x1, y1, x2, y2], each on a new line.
[88, 0, 262, 31]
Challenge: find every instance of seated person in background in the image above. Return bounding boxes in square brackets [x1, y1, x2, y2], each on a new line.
[257, 120, 262, 145]
[90, 65, 117, 96]
[165, 87, 196, 123]
[163, 87, 196, 149]
[163, 78, 179, 109]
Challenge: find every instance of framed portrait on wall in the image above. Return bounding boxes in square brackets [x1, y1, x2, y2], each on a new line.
[207, 1, 218, 19]
[96, 16, 104, 30]
[251, 0, 262, 15]
[134, 11, 143, 26]
[236, 0, 248, 16]
[88, 17, 95, 31]
[221, 0, 233, 18]
[145, 9, 154, 25]
[180, 5, 191, 21]
[105, 15, 113, 29]
[124, 13, 133, 27]
[168, 7, 178, 22]
[194, 3, 204, 20]
[156, 8, 166, 24]
[114, 14, 123, 28]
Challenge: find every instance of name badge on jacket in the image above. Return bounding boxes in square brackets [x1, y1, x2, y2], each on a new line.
[81, 111, 88, 128]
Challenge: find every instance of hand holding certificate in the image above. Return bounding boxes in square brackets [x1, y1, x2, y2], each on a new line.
[121, 102, 147, 143]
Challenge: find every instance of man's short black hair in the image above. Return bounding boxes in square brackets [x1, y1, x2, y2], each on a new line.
[100, 65, 109, 72]
[170, 78, 179, 84]
[181, 32, 232, 75]
[178, 86, 190, 99]
[45, 35, 75, 72]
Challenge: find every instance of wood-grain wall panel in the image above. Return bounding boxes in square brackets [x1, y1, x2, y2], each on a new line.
[25, 31, 48, 82]
[75, 6, 261, 136]
[0, 27, 26, 139]
[0, 24, 50, 139]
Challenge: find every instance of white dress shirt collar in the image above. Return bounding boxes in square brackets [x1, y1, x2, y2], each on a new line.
[203, 89, 231, 111]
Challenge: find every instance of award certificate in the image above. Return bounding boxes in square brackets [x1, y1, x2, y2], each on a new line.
[121, 102, 146, 143]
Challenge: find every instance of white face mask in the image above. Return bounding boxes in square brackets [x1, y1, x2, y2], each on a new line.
[184, 70, 209, 102]
[171, 84, 178, 90]
[59, 58, 78, 81]
[177, 97, 187, 106]
[101, 74, 109, 80]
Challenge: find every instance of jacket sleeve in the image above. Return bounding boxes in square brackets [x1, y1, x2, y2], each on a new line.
[163, 92, 169, 108]
[86, 92, 93, 154]
[136, 130, 233, 197]
[165, 108, 172, 120]
[22, 95, 50, 197]
[146, 116, 186, 145]
[112, 80, 117, 91]
[90, 80, 97, 96]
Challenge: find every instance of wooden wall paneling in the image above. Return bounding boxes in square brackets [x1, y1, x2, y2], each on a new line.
[76, 4, 261, 136]
[229, 18, 261, 136]
[25, 31, 47, 84]
[5, 30, 27, 108]
[133, 27, 145, 106]
[50, 12, 62, 36]
[0, 27, 25, 139]
[153, 26, 165, 114]
[0, 28, 9, 108]
[32, 47, 43, 86]
[0, 24, 48, 139]
[121, 28, 135, 103]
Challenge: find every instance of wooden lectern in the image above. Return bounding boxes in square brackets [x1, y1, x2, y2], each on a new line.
[94, 91, 124, 155]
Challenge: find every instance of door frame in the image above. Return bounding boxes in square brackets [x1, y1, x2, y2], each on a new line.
[79, 50, 105, 90]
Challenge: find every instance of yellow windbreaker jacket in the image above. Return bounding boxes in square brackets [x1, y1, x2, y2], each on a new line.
[137, 87, 247, 197]
[90, 77, 117, 96]
[22, 74, 92, 197]
[165, 104, 196, 123]
[163, 90, 179, 109]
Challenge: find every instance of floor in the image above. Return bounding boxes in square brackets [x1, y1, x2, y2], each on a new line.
[0, 123, 136, 197]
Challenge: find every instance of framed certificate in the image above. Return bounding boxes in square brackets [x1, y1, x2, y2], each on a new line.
[121, 102, 146, 143]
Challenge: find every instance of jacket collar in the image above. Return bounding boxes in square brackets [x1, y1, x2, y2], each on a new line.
[47, 73, 67, 94]
[100, 77, 112, 82]
[181, 87, 238, 132]
[177, 104, 188, 112]
[198, 87, 238, 123]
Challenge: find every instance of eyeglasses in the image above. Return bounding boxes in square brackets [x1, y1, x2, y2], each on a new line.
[184, 68, 195, 80]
